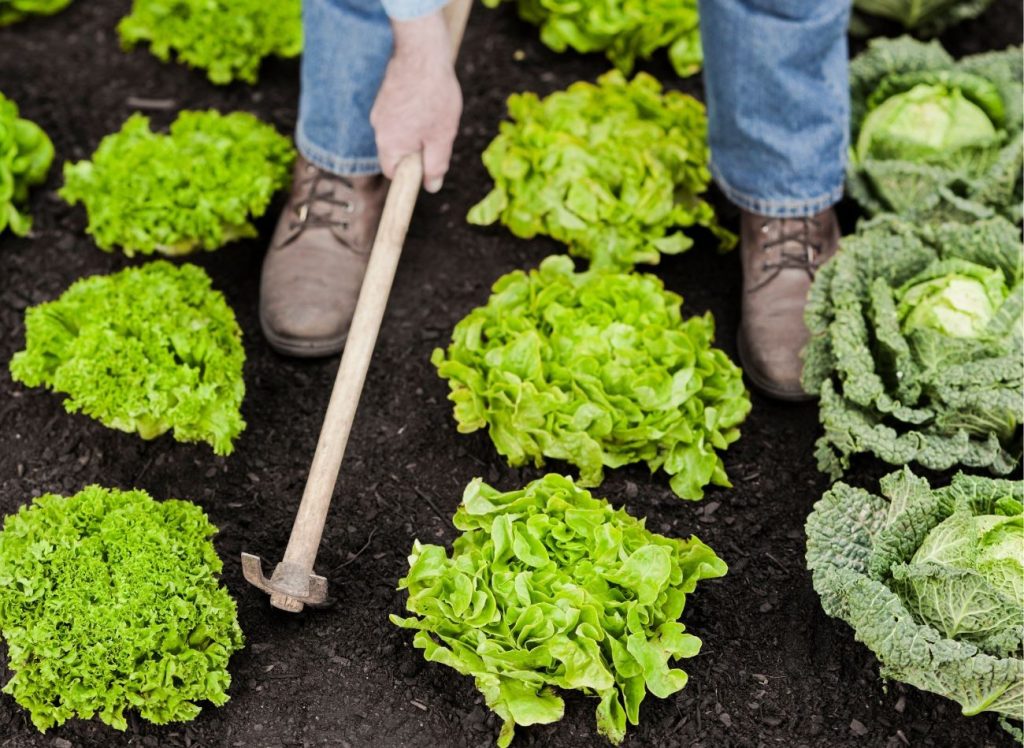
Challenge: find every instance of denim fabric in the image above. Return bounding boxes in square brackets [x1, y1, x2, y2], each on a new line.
[298, 0, 448, 174]
[698, 0, 851, 218]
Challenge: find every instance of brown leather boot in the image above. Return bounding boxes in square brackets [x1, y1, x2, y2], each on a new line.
[260, 157, 388, 357]
[738, 208, 839, 401]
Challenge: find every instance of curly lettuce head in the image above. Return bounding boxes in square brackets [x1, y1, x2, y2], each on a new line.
[0, 485, 244, 731]
[848, 37, 1022, 224]
[806, 469, 1023, 735]
[9, 261, 246, 455]
[118, 0, 301, 84]
[60, 110, 294, 257]
[433, 255, 750, 500]
[392, 474, 727, 747]
[0, 90, 54, 236]
[0, 0, 71, 26]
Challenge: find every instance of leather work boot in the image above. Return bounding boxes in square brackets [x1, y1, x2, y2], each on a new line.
[260, 157, 388, 357]
[737, 208, 840, 401]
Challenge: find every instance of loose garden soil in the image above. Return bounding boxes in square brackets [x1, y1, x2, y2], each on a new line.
[0, 2, 1021, 747]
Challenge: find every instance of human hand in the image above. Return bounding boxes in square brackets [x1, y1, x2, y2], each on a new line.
[370, 11, 463, 193]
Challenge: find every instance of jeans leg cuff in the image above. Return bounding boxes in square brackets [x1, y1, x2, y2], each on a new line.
[710, 163, 844, 218]
[296, 129, 382, 177]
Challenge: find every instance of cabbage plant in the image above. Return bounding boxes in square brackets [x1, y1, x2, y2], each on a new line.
[849, 37, 1022, 224]
[61, 110, 294, 256]
[481, 0, 702, 78]
[806, 469, 1023, 736]
[0, 485, 244, 731]
[802, 217, 1023, 478]
[433, 255, 751, 500]
[851, 0, 994, 36]
[0, 90, 53, 236]
[392, 474, 727, 747]
[468, 71, 735, 271]
[10, 261, 246, 455]
[118, 0, 301, 84]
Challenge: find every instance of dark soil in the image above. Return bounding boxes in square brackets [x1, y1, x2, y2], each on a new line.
[0, 2, 1020, 747]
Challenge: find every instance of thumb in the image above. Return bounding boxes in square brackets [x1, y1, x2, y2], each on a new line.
[422, 135, 455, 194]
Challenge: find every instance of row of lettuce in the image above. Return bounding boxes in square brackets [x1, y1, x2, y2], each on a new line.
[0, 0, 1002, 81]
[0, 19, 1021, 748]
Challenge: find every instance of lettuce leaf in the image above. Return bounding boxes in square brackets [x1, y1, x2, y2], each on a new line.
[802, 216, 1023, 478]
[806, 469, 1023, 733]
[0, 485, 244, 731]
[481, 0, 702, 78]
[468, 71, 735, 271]
[0, 0, 70, 26]
[0, 90, 54, 236]
[392, 474, 727, 746]
[118, 0, 302, 85]
[433, 255, 750, 500]
[9, 261, 246, 455]
[61, 110, 294, 257]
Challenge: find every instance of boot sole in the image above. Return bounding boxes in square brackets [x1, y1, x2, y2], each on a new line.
[259, 310, 349, 358]
[736, 329, 815, 403]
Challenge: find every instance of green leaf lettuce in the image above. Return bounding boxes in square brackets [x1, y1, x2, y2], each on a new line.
[0, 485, 244, 731]
[0, 90, 53, 236]
[392, 474, 727, 746]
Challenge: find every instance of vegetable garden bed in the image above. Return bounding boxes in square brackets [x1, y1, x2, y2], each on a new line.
[0, 1, 1021, 747]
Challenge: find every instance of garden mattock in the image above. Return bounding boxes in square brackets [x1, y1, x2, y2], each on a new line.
[241, 0, 473, 613]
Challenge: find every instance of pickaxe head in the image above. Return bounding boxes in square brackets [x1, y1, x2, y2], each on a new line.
[241, 553, 328, 613]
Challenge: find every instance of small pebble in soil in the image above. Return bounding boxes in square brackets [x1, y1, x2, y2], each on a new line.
[850, 718, 869, 736]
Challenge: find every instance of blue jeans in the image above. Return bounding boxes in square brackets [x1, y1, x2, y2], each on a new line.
[300, 0, 851, 216]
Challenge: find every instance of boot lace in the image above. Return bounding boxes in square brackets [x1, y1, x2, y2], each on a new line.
[276, 168, 362, 253]
[749, 216, 826, 293]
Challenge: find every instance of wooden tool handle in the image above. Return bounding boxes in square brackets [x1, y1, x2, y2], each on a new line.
[278, 0, 472, 575]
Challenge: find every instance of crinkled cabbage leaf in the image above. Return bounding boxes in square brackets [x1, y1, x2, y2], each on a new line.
[806, 469, 1023, 734]
[802, 216, 1023, 478]
[851, 0, 995, 37]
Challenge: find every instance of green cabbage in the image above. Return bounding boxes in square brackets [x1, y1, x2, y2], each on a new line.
[481, 0, 701, 78]
[802, 217, 1023, 479]
[851, 0, 995, 37]
[848, 37, 1022, 224]
[9, 261, 246, 455]
[392, 474, 727, 747]
[468, 71, 735, 271]
[432, 255, 751, 500]
[0, 0, 70, 25]
[0, 90, 53, 237]
[118, 0, 302, 85]
[61, 110, 294, 257]
[806, 469, 1023, 735]
[0, 485, 244, 731]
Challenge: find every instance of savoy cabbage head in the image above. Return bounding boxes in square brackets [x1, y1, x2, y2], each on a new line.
[480, 0, 702, 78]
[848, 37, 1022, 224]
[0, 485, 244, 731]
[851, 0, 995, 37]
[9, 261, 246, 455]
[432, 255, 751, 500]
[802, 216, 1023, 479]
[806, 469, 1023, 734]
[0, 90, 53, 236]
[118, 0, 302, 84]
[392, 474, 727, 747]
